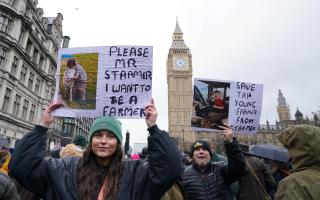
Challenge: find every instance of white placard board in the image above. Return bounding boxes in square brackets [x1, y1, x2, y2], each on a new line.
[192, 78, 263, 134]
[52, 46, 153, 119]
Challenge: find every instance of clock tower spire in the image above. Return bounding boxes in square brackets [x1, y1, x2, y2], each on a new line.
[166, 20, 194, 150]
[171, 20, 188, 49]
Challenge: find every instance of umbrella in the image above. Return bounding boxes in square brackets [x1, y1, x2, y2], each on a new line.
[249, 144, 289, 163]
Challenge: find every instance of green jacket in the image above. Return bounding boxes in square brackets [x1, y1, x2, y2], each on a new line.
[275, 125, 320, 200]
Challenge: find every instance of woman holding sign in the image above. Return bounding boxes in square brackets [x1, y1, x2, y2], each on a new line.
[9, 100, 183, 200]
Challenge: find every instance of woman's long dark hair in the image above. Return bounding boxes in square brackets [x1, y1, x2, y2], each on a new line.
[77, 142, 123, 200]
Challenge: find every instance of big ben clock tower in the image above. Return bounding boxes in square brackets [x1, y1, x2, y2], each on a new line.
[167, 20, 194, 149]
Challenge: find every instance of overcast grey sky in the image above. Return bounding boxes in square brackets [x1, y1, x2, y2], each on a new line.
[38, 0, 320, 145]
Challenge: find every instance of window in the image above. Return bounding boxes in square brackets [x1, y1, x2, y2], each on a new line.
[62, 117, 75, 137]
[0, 46, 7, 67]
[50, 87, 55, 99]
[35, 28, 39, 37]
[44, 85, 48, 96]
[20, 65, 27, 83]
[53, 47, 57, 55]
[49, 64, 54, 75]
[8, 0, 16, 6]
[39, 55, 44, 69]
[25, 6, 30, 17]
[18, 27, 26, 45]
[47, 24, 52, 33]
[11, 56, 19, 75]
[32, 48, 38, 63]
[35, 78, 40, 94]
[21, 99, 29, 120]
[28, 72, 34, 90]
[13, 94, 21, 116]
[29, 104, 35, 122]
[26, 40, 32, 56]
[2, 88, 12, 112]
[0, 15, 11, 33]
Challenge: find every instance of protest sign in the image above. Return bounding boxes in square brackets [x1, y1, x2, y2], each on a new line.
[228, 81, 263, 133]
[191, 78, 263, 133]
[53, 46, 153, 118]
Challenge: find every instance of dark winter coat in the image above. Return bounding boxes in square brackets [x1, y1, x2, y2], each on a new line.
[0, 172, 21, 200]
[237, 155, 276, 200]
[181, 138, 245, 200]
[12, 179, 40, 200]
[9, 125, 183, 200]
[211, 151, 239, 199]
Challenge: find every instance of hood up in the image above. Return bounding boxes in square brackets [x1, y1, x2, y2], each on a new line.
[277, 124, 320, 172]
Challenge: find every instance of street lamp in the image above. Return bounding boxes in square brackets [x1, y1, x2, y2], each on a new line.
[182, 129, 185, 150]
[124, 130, 130, 158]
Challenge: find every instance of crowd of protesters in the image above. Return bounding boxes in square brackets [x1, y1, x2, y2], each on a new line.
[0, 100, 319, 199]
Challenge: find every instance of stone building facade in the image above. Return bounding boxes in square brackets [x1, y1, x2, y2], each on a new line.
[0, 0, 93, 149]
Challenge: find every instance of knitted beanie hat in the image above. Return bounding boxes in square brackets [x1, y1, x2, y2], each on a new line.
[190, 140, 213, 157]
[73, 134, 87, 148]
[89, 116, 122, 143]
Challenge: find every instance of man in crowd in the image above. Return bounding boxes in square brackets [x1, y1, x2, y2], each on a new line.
[181, 125, 245, 200]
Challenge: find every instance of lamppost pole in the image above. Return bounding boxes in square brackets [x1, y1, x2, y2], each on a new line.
[124, 130, 130, 159]
[182, 129, 185, 150]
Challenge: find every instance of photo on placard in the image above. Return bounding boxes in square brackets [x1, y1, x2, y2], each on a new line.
[192, 78, 230, 132]
[58, 53, 98, 109]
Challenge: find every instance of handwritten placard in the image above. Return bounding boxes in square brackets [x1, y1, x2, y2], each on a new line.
[191, 78, 263, 134]
[228, 81, 263, 133]
[52, 46, 153, 118]
[102, 46, 152, 118]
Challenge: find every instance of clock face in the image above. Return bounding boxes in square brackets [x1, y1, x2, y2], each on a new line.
[175, 57, 186, 68]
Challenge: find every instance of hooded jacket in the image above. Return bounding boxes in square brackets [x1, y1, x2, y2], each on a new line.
[275, 124, 320, 200]
[9, 125, 183, 200]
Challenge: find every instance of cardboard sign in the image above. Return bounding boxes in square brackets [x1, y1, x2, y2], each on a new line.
[192, 78, 263, 133]
[53, 46, 153, 118]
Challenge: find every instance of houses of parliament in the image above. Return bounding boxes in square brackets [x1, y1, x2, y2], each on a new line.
[166, 21, 317, 151]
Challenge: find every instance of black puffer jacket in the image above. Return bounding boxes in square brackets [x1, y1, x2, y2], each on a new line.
[0, 172, 21, 200]
[9, 125, 183, 200]
[181, 138, 245, 200]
